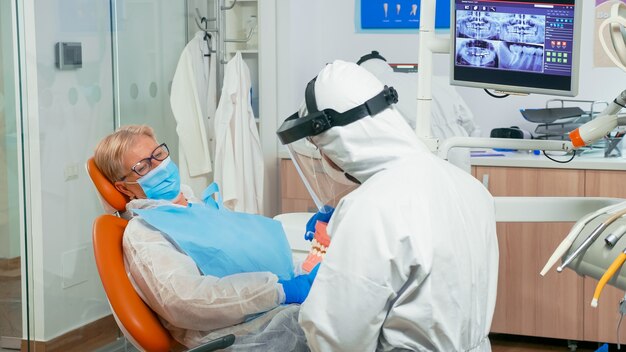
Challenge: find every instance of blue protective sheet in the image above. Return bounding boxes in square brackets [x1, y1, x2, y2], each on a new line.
[133, 183, 294, 280]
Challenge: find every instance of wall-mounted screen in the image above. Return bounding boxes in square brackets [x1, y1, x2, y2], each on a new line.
[450, 0, 581, 96]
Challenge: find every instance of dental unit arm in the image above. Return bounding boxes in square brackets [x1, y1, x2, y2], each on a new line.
[568, 89, 626, 148]
[554, 90, 626, 272]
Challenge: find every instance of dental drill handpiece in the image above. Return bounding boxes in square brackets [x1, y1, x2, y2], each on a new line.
[558, 209, 626, 272]
[606, 224, 626, 247]
[558, 223, 611, 272]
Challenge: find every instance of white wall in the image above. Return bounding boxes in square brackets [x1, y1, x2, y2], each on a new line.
[275, 1, 626, 142]
[30, 0, 113, 340]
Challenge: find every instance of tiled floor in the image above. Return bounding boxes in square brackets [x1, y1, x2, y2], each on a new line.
[491, 334, 607, 351]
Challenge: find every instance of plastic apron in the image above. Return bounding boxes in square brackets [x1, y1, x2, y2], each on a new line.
[133, 183, 294, 280]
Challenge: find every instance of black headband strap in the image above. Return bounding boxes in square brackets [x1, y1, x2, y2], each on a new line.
[277, 85, 399, 145]
[356, 51, 387, 65]
[305, 77, 319, 113]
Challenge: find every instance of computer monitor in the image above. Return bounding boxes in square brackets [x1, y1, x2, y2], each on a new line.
[450, 0, 581, 96]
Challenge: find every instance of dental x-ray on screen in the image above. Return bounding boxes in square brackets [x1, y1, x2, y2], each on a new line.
[450, 0, 581, 96]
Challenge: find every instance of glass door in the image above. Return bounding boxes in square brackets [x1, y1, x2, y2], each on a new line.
[0, 0, 27, 350]
[111, 0, 187, 158]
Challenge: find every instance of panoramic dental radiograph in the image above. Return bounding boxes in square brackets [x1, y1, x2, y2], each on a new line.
[456, 11, 500, 40]
[499, 42, 544, 72]
[455, 38, 498, 67]
[500, 14, 545, 44]
[455, 10, 546, 72]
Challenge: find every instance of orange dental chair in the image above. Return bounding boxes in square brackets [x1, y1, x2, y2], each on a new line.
[87, 157, 235, 352]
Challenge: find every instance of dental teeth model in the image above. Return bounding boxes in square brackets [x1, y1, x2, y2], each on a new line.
[302, 220, 331, 273]
[410, 4, 417, 16]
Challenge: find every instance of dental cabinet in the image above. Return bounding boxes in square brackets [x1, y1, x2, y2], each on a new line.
[475, 166, 585, 341]
[474, 165, 626, 344]
[280, 154, 626, 344]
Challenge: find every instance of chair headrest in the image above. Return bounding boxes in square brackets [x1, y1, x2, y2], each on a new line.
[87, 157, 129, 213]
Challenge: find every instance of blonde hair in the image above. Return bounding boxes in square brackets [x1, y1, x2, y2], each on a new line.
[94, 125, 157, 183]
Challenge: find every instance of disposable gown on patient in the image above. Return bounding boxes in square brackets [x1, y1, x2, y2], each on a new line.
[122, 186, 308, 350]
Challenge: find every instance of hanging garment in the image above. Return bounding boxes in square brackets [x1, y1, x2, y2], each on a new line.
[170, 31, 217, 196]
[214, 51, 264, 214]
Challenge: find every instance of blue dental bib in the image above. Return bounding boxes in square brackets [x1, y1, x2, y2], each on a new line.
[133, 183, 294, 280]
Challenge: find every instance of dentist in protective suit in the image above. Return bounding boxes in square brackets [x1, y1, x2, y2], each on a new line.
[277, 61, 499, 351]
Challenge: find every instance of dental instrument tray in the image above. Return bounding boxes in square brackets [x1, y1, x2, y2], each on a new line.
[524, 99, 608, 142]
[520, 107, 585, 124]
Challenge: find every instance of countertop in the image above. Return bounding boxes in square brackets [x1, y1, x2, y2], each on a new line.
[279, 148, 626, 171]
[469, 149, 626, 171]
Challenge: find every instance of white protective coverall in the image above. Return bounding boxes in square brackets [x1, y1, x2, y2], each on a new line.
[122, 185, 309, 351]
[213, 51, 264, 214]
[359, 57, 480, 173]
[298, 61, 499, 352]
[170, 31, 217, 196]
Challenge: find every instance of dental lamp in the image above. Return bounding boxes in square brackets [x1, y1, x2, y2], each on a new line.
[600, 1, 626, 72]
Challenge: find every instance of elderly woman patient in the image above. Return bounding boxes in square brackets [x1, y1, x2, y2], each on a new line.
[93, 125, 315, 351]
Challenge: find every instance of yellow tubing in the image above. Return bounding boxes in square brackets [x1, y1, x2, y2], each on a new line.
[591, 251, 626, 308]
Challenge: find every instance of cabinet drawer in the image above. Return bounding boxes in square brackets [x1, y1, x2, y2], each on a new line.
[586, 170, 626, 198]
[491, 222, 583, 340]
[475, 167, 584, 197]
[475, 167, 584, 340]
[280, 159, 311, 199]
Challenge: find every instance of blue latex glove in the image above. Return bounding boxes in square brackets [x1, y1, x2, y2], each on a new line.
[595, 344, 608, 352]
[304, 206, 335, 241]
[279, 264, 320, 304]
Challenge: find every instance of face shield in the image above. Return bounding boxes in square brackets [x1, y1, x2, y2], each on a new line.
[277, 76, 398, 211]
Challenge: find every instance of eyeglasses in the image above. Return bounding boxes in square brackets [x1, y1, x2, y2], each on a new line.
[119, 143, 169, 181]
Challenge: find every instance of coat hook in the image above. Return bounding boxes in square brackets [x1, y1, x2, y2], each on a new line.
[221, 0, 237, 11]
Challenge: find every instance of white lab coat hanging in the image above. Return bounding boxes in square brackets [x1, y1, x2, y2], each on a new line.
[170, 31, 217, 196]
[213, 51, 264, 214]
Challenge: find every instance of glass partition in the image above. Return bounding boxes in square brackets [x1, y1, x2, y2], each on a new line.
[111, 0, 187, 161]
[0, 0, 26, 350]
[0, 1, 188, 350]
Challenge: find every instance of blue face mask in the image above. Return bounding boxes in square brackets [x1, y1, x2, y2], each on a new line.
[136, 157, 181, 200]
